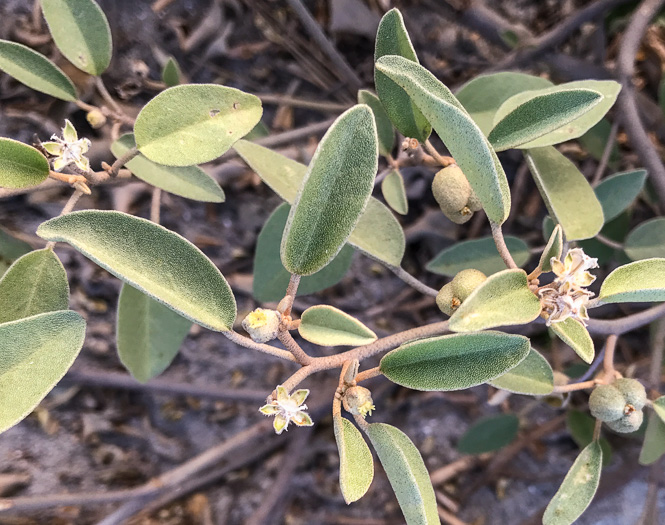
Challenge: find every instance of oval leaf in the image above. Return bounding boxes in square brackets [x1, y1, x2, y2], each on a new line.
[0, 40, 77, 101]
[449, 269, 542, 332]
[489, 347, 554, 395]
[380, 331, 531, 391]
[281, 105, 378, 275]
[134, 84, 262, 166]
[367, 423, 439, 525]
[457, 414, 519, 454]
[374, 9, 431, 142]
[594, 169, 647, 223]
[41, 0, 112, 75]
[333, 415, 374, 504]
[550, 318, 594, 364]
[299, 305, 376, 347]
[0, 249, 69, 324]
[489, 88, 603, 152]
[525, 146, 604, 241]
[543, 442, 603, 525]
[598, 258, 665, 303]
[0, 310, 86, 434]
[111, 134, 224, 202]
[624, 218, 665, 260]
[0, 228, 32, 277]
[538, 224, 563, 273]
[37, 210, 236, 332]
[381, 169, 408, 215]
[653, 396, 665, 424]
[639, 412, 665, 465]
[0, 138, 49, 189]
[162, 57, 181, 87]
[375, 55, 511, 224]
[567, 410, 613, 467]
[358, 89, 395, 156]
[426, 235, 530, 277]
[117, 283, 191, 383]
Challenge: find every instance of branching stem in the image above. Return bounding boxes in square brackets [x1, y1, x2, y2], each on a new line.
[490, 221, 518, 269]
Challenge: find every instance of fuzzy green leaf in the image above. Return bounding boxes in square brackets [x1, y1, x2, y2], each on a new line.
[380, 331, 530, 391]
[0, 39, 77, 101]
[40, 0, 112, 75]
[374, 9, 431, 142]
[0, 310, 86, 434]
[426, 235, 530, 277]
[543, 442, 603, 525]
[550, 318, 594, 364]
[653, 396, 665, 424]
[449, 269, 542, 332]
[117, 284, 191, 383]
[161, 57, 181, 87]
[538, 224, 563, 273]
[281, 105, 378, 275]
[457, 414, 519, 454]
[624, 218, 665, 260]
[367, 423, 438, 525]
[333, 415, 374, 504]
[0, 138, 49, 189]
[639, 412, 665, 465]
[579, 118, 620, 167]
[489, 89, 603, 151]
[111, 134, 224, 202]
[598, 259, 665, 303]
[381, 169, 408, 215]
[594, 169, 647, 223]
[489, 347, 554, 395]
[525, 146, 604, 241]
[37, 210, 236, 332]
[358, 89, 395, 156]
[566, 410, 612, 467]
[376, 55, 511, 224]
[0, 249, 69, 324]
[134, 84, 262, 166]
[0, 229, 32, 277]
[299, 305, 376, 347]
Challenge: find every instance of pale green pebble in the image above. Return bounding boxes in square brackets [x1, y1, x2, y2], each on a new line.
[451, 269, 487, 302]
[606, 409, 643, 433]
[612, 378, 647, 411]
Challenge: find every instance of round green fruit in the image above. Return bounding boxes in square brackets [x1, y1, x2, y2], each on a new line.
[451, 269, 487, 302]
[588, 384, 625, 422]
[431, 165, 472, 219]
[612, 378, 647, 411]
[606, 409, 643, 433]
[436, 282, 459, 316]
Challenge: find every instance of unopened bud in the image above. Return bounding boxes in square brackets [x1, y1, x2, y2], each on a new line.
[451, 269, 487, 302]
[86, 109, 107, 129]
[241, 308, 281, 343]
[343, 386, 375, 417]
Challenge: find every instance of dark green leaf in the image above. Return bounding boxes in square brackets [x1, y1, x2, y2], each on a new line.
[457, 414, 519, 454]
[594, 169, 646, 223]
[539, 224, 563, 273]
[566, 410, 612, 467]
[624, 218, 665, 260]
[381, 169, 408, 215]
[0, 228, 32, 277]
[358, 89, 395, 156]
[161, 57, 181, 87]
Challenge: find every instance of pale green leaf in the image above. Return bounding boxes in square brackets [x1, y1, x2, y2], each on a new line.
[543, 442, 603, 525]
[281, 105, 378, 275]
[0, 40, 77, 101]
[367, 423, 438, 525]
[639, 412, 665, 465]
[375, 55, 511, 224]
[538, 224, 563, 273]
[594, 169, 647, 223]
[380, 331, 531, 391]
[111, 134, 224, 202]
[489, 347, 554, 395]
[525, 146, 604, 241]
[550, 318, 594, 364]
[299, 305, 376, 347]
[333, 415, 374, 503]
[381, 169, 408, 215]
[426, 235, 530, 277]
[624, 218, 665, 260]
[457, 414, 519, 454]
[358, 89, 395, 156]
[598, 258, 665, 303]
[134, 84, 262, 166]
[566, 410, 612, 467]
[0, 310, 86, 434]
[0, 229, 32, 277]
[37, 210, 236, 332]
[162, 57, 181, 87]
[653, 397, 665, 424]
[117, 284, 191, 383]
[41, 0, 112, 75]
[579, 118, 619, 167]
[0, 138, 49, 189]
[374, 9, 431, 142]
[449, 269, 542, 332]
[0, 249, 69, 324]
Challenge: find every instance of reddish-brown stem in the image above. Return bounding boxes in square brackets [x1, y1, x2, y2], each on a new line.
[602, 334, 618, 380]
[277, 330, 311, 365]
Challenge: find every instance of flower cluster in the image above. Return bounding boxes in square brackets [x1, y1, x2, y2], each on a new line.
[538, 248, 598, 326]
[42, 120, 92, 172]
[259, 386, 313, 435]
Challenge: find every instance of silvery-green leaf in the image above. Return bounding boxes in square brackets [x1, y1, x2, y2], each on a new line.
[653, 397, 665, 424]
[624, 218, 665, 260]
[380, 331, 531, 391]
[639, 412, 665, 465]
[0, 138, 49, 189]
[489, 88, 603, 151]
[0, 249, 69, 324]
[281, 105, 378, 275]
[374, 9, 431, 142]
[538, 224, 563, 273]
[449, 269, 541, 332]
[37, 210, 236, 332]
[381, 169, 408, 215]
[41, 0, 112, 75]
[367, 423, 438, 525]
[579, 118, 619, 167]
[550, 318, 594, 364]
[489, 347, 554, 395]
[162, 57, 181, 87]
[457, 414, 519, 454]
[598, 259, 665, 303]
[134, 84, 262, 166]
[299, 305, 376, 347]
[375, 55, 510, 224]
[426, 235, 530, 277]
[0, 228, 32, 277]
[566, 410, 612, 467]
[358, 89, 395, 156]
[543, 442, 603, 525]
[333, 415, 374, 504]
[594, 169, 647, 223]
[0, 310, 86, 434]
[111, 134, 224, 202]
[0, 40, 77, 101]
[525, 146, 604, 241]
[117, 284, 191, 383]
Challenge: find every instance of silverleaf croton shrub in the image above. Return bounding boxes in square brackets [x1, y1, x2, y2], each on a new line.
[1, 2, 665, 524]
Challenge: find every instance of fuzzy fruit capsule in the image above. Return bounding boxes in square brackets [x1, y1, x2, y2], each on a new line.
[451, 269, 487, 302]
[343, 386, 375, 417]
[436, 282, 458, 316]
[612, 378, 647, 411]
[431, 165, 482, 224]
[606, 409, 643, 433]
[589, 384, 625, 422]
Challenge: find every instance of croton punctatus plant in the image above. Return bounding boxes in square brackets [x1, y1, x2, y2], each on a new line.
[0, 2, 664, 524]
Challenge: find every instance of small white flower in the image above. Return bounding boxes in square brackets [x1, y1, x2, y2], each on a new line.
[550, 248, 598, 291]
[42, 120, 92, 172]
[259, 385, 313, 435]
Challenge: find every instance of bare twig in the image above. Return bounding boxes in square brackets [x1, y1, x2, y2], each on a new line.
[649, 317, 665, 389]
[603, 334, 619, 380]
[552, 379, 600, 394]
[104, 146, 139, 178]
[355, 366, 382, 384]
[258, 93, 350, 113]
[223, 330, 298, 362]
[588, 302, 665, 335]
[591, 119, 620, 185]
[595, 233, 624, 250]
[490, 221, 518, 269]
[45, 189, 85, 249]
[423, 140, 455, 167]
[277, 330, 311, 366]
[150, 187, 162, 224]
[386, 265, 439, 298]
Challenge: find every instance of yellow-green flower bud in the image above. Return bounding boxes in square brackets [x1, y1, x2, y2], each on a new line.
[342, 386, 375, 417]
[612, 378, 647, 411]
[241, 308, 281, 343]
[451, 269, 487, 302]
[432, 165, 473, 224]
[606, 409, 643, 433]
[436, 282, 460, 316]
[589, 384, 625, 422]
[86, 109, 107, 129]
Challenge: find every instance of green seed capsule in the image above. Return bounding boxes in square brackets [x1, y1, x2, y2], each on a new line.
[432, 165, 472, 221]
[466, 190, 482, 212]
[436, 282, 459, 316]
[606, 409, 644, 433]
[588, 384, 625, 422]
[451, 269, 487, 302]
[612, 378, 647, 411]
